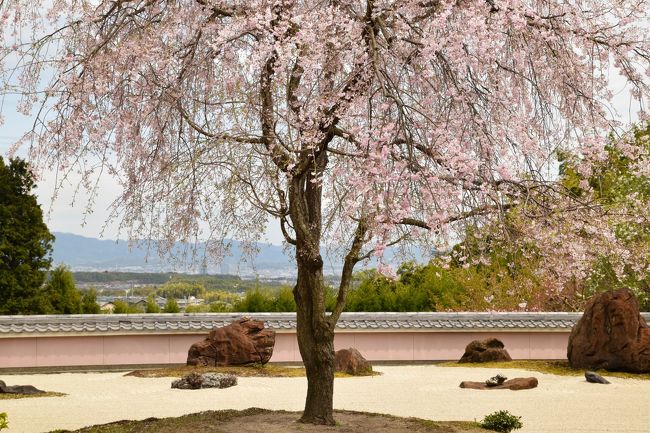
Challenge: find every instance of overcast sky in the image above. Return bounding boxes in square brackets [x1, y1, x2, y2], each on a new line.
[0, 52, 644, 244]
[0, 94, 287, 244]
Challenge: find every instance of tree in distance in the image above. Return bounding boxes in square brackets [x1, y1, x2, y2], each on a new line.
[145, 295, 161, 313]
[163, 298, 181, 313]
[111, 299, 130, 314]
[43, 265, 101, 314]
[0, 157, 54, 314]
[2, 0, 649, 424]
[111, 299, 143, 314]
[46, 265, 82, 314]
[184, 303, 211, 313]
[81, 288, 101, 314]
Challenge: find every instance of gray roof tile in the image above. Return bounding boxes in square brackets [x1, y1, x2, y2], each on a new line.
[1, 312, 649, 336]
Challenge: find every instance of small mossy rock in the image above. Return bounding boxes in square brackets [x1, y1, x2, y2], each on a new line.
[567, 288, 650, 373]
[460, 377, 538, 390]
[459, 338, 512, 363]
[171, 372, 237, 390]
[334, 348, 373, 375]
[187, 317, 275, 366]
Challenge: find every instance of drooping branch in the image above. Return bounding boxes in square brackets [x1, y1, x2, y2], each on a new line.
[193, 0, 241, 18]
[176, 102, 265, 144]
[329, 217, 368, 326]
[280, 215, 297, 245]
[260, 52, 292, 172]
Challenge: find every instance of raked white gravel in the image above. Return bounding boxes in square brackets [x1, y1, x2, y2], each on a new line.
[1, 365, 649, 433]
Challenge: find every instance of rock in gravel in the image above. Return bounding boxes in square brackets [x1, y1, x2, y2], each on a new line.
[460, 377, 538, 390]
[335, 348, 373, 376]
[585, 371, 610, 384]
[0, 380, 45, 394]
[171, 372, 237, 390]
[567, 288, 650, 373]
[187, 317, 275, 366]
[485, 373, 507, 387]
[459, 338, 512, 363]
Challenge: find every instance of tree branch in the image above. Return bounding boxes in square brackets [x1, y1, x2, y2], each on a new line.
[176, 101, 264, 143]
[328, 218, 368, 327]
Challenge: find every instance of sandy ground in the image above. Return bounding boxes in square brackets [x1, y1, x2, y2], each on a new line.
[1, 365, 649, 433]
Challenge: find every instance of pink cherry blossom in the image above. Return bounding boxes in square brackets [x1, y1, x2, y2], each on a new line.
[1, 0, 649, 424]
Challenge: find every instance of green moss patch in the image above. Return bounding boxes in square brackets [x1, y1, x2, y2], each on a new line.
[126, 364, 379, 379]
[0, 391, 66, 400]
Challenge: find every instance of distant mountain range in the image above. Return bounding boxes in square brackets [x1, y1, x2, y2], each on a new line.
[51, 232, 432, 277]
[51, 232, 295, 276]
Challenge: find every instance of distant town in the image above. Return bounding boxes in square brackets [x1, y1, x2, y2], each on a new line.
[71, 271, 289, 313]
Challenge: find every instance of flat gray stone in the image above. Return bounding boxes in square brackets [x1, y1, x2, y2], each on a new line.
[585, 371, 610, 384]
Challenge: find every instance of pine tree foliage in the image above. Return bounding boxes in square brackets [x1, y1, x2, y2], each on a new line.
[0, 157, 54, 314]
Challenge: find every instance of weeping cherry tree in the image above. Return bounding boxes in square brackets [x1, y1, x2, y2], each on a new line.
[1, 0, 649, 424]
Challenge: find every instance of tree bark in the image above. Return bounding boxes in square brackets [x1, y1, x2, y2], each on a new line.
[294, 253, 335, 425]
[288, 150, 337, 425]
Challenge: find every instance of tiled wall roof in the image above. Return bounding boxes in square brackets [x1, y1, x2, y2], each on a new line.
[2, 312, 640, 337]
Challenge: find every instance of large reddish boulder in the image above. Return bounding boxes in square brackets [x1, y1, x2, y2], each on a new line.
[459, 338, 512, 363]
[567, 288, 650, 373]
[187, 317, 275, 366]
[334, 348, 373, 375]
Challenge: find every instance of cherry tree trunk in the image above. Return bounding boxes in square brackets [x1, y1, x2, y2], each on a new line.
[294, 253, 336, 425]
[287, 149, 336, 424]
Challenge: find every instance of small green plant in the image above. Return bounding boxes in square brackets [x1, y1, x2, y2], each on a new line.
[480, 410, 523, 433]
[0, 412, 8, 430]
